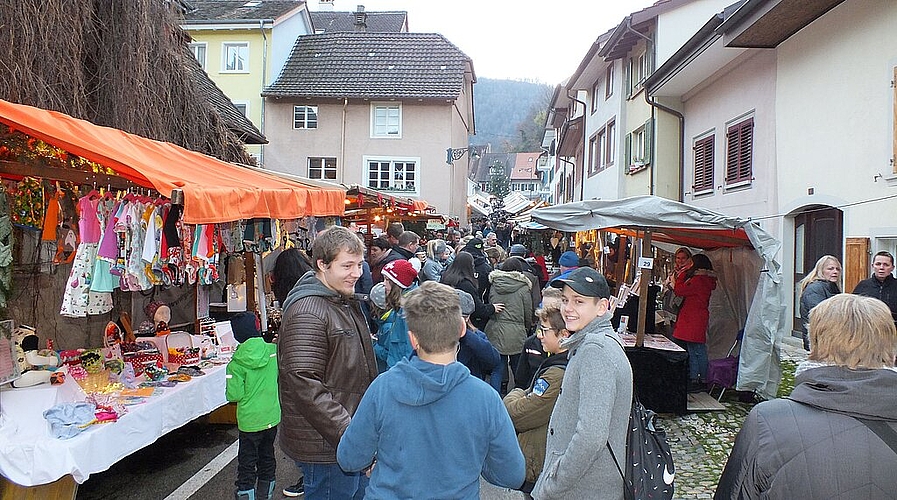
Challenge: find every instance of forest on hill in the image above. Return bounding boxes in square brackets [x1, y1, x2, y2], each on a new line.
[472, 77, 553, 153]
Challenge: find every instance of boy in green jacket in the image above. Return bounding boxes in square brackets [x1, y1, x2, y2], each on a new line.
[226, 312, 281, 500]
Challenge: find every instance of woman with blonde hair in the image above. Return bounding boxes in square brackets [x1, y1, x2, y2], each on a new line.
[798, 255, 842, 351]
[715, 294, 897, 499]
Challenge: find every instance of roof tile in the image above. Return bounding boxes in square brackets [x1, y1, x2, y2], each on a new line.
[263, 32, 471, 100]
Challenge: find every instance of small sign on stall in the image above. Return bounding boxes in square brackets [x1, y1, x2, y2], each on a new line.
[637, 257, 654, 269]
[426, 219, 445, 230]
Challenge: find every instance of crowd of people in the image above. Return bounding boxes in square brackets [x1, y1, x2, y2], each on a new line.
[223, 222, 897, 500]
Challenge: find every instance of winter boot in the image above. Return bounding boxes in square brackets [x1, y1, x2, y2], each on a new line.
[256, 479, 275, 500]
[235, 489, 255, 500]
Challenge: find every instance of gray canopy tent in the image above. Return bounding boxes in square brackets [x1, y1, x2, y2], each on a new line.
[532, 195, 787, 399]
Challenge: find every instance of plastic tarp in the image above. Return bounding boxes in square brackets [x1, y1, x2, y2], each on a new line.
[0, 99, 346, 224]
[532, 195, 786, 399]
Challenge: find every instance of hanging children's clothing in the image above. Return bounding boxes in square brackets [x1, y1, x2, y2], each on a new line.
[60, 195, 113, 318]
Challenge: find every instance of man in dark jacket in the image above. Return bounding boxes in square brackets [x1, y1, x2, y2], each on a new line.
[715, 294, 897, 500]
[462, 237, 493, 301]
[369, 236, 402, 284]
[278, 226, 378, 499]
[852, 250, 897, 323]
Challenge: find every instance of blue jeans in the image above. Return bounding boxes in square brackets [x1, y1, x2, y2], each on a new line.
[684, 341, 708, 381]
[296, 461, 367, 500]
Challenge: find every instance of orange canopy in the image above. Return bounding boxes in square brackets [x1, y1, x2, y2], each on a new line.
[0, 99, 345, 224]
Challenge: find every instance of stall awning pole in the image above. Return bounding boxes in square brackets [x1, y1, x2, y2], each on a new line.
[636, 229, 652, 347]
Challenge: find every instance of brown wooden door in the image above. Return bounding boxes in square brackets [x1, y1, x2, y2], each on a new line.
[844, 237, 870, 294]
[793, 207, 843, 332]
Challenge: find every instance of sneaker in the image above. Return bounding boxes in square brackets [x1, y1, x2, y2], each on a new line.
[282, 478, 304, 498]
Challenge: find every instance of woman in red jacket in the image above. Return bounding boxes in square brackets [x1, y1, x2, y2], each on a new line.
[672, 253, 717, 392]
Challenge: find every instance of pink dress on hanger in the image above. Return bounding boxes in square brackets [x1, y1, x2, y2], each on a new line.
[60, 196, 113, 317]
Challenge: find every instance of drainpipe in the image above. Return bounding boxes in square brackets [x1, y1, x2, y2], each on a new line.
[644, 92, 684, 200]
[566, 90, 588, 202]
[624, 19, 686, 200]
[259, 20, 269, 165]
[340, 98, 348, 183]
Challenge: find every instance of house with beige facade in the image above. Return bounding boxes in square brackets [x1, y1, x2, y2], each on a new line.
[261, 32, 476, 221]
[544, 0, 740, 206]
[647, 0, 897, 339]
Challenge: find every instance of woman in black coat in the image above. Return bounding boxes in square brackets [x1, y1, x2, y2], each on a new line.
[441, 252, 504, 330]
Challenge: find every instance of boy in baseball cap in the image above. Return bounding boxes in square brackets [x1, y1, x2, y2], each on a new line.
[533, 267, 633, 499]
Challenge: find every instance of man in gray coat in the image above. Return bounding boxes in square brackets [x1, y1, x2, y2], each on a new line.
[532, 267, 633, 500]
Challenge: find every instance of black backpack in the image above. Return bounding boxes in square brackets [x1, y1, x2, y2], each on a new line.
[607, 397, 676, 500]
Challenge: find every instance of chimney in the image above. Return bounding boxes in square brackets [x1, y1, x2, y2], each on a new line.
[354, 5, 367, 31]
[318, 0, 334, 11]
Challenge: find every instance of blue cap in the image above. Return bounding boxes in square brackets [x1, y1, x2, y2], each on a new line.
[558, 251, 579, 267]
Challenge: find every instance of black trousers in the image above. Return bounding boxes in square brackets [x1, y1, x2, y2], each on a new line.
[236, 426, 277, 491]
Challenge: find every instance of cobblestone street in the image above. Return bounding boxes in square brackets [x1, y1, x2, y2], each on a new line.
[480, 336, 807, 500]
[660, 336, 807, 499]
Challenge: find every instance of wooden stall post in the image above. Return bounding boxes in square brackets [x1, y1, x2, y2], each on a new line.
[635, 229, 652, 347]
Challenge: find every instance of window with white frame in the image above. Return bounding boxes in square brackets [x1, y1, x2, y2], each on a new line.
[367, 158, 417, 193]
[189, 42, 207, 70]
[588, 135, 598, 175]
[628, 50, 652, 95]
[605, 64, 614, 99]
[625, 118, 653, 173]
[693, 133, 714, 193]
[725, 117, 754, 186]
[293, 105, 318, 129]
[603, 120, 616, 168]
[308, 157, 337, 180]
[232, 101, 249, 117]
[591, 80, 601, 113]
[371, 103, 401, 137]
[222, 42, 249, 72]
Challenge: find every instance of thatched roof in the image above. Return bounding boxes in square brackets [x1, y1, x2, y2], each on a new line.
[0, 0, 253, 164]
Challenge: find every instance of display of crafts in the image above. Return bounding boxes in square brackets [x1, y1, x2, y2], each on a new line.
[11, 320, 228, 439]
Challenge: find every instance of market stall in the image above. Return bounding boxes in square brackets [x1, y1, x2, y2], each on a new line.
[532, 195, 787, 402]
[0, 98, 346, 495]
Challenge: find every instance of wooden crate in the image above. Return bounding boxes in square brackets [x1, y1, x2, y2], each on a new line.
[0, 475, 77, 500]
[205, 402, 237, 424]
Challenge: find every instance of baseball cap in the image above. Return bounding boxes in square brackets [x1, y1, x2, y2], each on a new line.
[558, 251, 579, 267]
[550, 267, 610, 298]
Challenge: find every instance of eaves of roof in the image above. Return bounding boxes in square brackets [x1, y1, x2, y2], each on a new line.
[719, 0, 847, 48]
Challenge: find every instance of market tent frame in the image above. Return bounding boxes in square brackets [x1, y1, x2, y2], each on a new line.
[532, 195, 787, 399]
[0, 99, 345, 223]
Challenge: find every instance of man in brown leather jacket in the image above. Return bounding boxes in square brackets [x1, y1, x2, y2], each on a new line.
[278, 225, 378, 499]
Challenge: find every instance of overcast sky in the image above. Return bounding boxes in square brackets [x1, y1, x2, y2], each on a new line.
[309, 0, 658, 85]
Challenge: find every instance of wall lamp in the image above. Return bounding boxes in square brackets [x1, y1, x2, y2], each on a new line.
[446, 146, 481, 165]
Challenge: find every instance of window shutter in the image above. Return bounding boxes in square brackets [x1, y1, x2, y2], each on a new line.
[726, 118, 753, 184]
[644, 118, 653, 165]
[625, 132, 632, 169]
[738, 120, 753, 181]
[726, 126, 739, 183]
[693, 136, 714, 192]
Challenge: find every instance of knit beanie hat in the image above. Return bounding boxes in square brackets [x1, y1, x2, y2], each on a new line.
[434, 239, 447, 257]
[509, 244, 528, 257]
[382, 259, 418, 289]
[230, 312, 261, 344]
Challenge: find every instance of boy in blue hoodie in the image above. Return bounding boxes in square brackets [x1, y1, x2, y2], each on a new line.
[226, 312, 281, 500]
[337, 281, 525, 499]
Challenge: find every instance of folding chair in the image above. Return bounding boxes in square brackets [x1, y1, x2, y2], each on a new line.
[706, 329, 744, 401]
